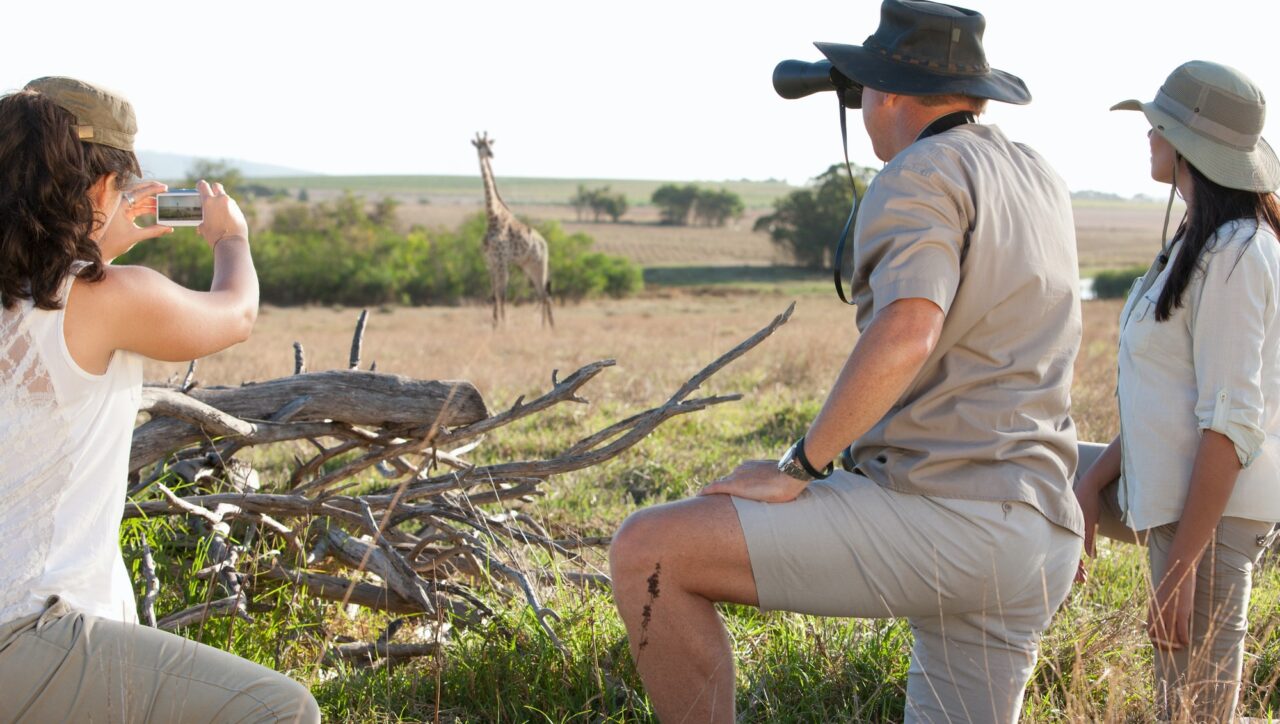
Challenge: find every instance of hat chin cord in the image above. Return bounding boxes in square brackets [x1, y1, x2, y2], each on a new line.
[1158, 154, 1183, 265]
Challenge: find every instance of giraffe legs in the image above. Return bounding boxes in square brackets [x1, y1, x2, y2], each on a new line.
[488, 259, 508, 327]
[521, 259, 554, 329]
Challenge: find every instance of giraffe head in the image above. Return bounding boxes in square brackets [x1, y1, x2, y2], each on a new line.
[471, 131, 495, 161]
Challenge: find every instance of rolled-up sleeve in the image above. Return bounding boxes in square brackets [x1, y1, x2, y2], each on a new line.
[854, 165, 965, 316]
[1191, 234, 1275, 466]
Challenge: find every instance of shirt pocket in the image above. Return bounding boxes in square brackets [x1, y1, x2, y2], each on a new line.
[1121, 292, 1160, 356]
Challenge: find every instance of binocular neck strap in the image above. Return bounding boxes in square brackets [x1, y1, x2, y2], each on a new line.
[831, 105, 976, 305]
[833, 97, 860, 305]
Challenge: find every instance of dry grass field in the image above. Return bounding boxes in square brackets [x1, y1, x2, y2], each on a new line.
[147, 294, 1123, 444]
[147, 291, 852, 405]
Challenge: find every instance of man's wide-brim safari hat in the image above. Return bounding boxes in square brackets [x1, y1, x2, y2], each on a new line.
[1112, 60, 1279, 193]
[23, 76, 136, 153]
[814, 0, 1030, 109]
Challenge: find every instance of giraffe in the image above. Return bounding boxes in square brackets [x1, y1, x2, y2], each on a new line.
[471, 132, 554, 328]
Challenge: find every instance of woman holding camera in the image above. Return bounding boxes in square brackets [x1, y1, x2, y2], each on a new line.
[1075, 61, 1280, 721]
[0, 77, 318, 723]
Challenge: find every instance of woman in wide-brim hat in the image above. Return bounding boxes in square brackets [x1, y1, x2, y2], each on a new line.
[1075, 60, 1280, 721]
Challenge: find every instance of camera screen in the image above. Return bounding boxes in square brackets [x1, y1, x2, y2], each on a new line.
[157, 193, 202, 221]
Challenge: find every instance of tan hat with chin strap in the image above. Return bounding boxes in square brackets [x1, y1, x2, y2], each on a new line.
[22, 76, 136, 153]
[1112, 60, 1279, 193]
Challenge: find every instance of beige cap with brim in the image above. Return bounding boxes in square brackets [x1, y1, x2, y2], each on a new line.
[23, 76, 136, 153]
[1111, 60, 1279, 193]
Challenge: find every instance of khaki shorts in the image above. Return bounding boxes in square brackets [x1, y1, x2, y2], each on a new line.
[732, 470, 1081, 724]
[0, 596, 319, 723]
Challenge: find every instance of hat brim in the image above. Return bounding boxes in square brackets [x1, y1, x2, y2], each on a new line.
[1112, 99, 1280, 192]
[814, 41, 1031, 109]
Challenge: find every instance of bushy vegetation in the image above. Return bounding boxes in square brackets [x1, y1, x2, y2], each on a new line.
[755, 163, 874, 269]
[119, 194, 642, 306]
[571, 184, 629, 222]
[1091, 266, 1146, 299]
[651, 183, 745, 227]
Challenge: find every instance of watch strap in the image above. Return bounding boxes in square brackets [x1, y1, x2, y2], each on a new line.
[794, 436, 832, 479]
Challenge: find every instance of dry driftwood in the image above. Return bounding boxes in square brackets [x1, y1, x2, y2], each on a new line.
[130, 372, 488, 473]
[126, 305, 793, 654]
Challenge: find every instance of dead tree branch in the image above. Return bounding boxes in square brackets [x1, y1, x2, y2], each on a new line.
[127, 305, 793, 649]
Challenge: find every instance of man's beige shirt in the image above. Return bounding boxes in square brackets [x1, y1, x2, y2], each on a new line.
[848, 123, 1084, 536]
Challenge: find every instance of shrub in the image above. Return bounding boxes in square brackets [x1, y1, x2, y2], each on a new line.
[1091, 267, 1146, 299]
[118, 199, 641, 306]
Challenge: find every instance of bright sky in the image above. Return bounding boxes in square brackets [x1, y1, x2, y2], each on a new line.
[3, 0, 1277, 198]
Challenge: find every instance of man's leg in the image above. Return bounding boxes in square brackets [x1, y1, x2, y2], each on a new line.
[609, 494, 758, 723]
[611, 472, 1076, 723]
[0, 597, 319, 723]
[904, 507, 1080, 723]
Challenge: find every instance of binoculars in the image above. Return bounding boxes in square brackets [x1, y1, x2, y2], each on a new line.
[772, 59, 864, 108]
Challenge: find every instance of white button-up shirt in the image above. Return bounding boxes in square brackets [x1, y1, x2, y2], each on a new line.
[1118, 218, 1280, 530]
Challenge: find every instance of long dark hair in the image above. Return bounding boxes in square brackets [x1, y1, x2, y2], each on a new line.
[1155, 163, 1280, 321]
[0, 90, 140, 310]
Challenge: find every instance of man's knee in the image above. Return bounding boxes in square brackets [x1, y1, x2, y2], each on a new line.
[254, 673, 320, 724]
[610, 505, 674, 587]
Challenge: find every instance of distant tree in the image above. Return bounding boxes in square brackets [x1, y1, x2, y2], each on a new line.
[651, 183, 699, 225]
[754, 164, 874, 269]
[183, 159, 245, 198]
[693, 188, 744, 227]
[597, 191, 628, 222]
[297, 188, 309, 202]
[570, 184, 594, 221]
[570, 185, 629, 223]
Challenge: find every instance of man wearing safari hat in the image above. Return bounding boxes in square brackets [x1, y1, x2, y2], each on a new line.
[610, 1, 1083, 721]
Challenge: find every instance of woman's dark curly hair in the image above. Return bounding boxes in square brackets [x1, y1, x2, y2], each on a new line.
[0, 89, 141, 310]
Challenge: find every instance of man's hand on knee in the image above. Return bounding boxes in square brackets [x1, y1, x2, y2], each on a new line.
[699, 460, 810, 503]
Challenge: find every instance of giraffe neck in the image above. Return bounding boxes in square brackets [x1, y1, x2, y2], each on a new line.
[478, 156, 508, 224]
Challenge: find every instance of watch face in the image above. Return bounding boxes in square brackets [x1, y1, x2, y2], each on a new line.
[778, 444, 811, 481]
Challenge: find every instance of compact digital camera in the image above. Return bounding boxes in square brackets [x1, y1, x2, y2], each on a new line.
[155, 189, 203, 227]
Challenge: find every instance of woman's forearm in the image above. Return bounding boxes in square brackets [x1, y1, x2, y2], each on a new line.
[209, 235, 259, 335]
[1077, 435, 1122, 494]
[1164, 430, 1242, 576]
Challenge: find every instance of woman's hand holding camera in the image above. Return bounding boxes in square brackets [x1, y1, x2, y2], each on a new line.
[102, 180, 173, 256]
[196, 179, 249, 249]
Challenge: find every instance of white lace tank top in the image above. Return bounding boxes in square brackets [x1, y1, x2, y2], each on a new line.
[0, 268, 144, 625]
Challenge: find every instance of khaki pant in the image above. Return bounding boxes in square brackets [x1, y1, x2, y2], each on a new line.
[732, 470, 1082, 724]
[1079, 442, 1278, 723]
[0, 597, 319, 723]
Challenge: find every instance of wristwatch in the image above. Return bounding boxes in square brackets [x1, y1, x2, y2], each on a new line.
[777, 436, 833, 482]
